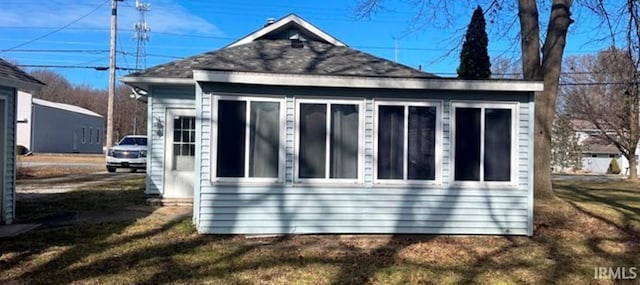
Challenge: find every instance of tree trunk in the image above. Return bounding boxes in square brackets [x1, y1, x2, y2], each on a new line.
[519, 0, 573, 200]
[628, 153, 638, 180]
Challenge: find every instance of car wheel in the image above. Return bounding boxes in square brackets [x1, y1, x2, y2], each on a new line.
[107, 167, 117, 173]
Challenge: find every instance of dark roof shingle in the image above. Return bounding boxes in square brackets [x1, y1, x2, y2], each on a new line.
[0, 58, 44, 87]
[128, 40, 437, 79]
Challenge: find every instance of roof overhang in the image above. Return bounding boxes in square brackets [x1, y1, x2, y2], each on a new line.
[193, 70, 544, 92]
[0, 77, 44, 92]
[119, 76, 194, 92]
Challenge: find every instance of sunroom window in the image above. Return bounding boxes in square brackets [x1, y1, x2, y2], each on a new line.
[375, 102, 440, 182]
[214, 97, 282, 180]
[452, 103, 517, 183]
[296, 101, 361, 181]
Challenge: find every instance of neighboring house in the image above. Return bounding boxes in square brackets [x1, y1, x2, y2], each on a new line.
[572, 119, 637, 174]
[122, 14, 543, 236]
[16, 91, 104, 154]
[0, 59, 44, 224]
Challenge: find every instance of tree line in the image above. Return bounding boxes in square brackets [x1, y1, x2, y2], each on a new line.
[28, 69, 146, 146]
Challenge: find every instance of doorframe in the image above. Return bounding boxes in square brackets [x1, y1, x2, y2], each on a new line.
[163, 107, 196, 198]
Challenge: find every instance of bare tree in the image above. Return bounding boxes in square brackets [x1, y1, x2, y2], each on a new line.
[551, 113, 581, 173]
[491, 55, 522, 79]
[356, 0, 573, 199]
[30, 69, 74, 103]
[563, 48, 640, 179]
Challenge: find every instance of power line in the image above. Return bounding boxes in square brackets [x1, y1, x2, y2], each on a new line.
[1, 49, 110, 54]
[0, 0, 110, 53]
[16, 64, 138, 71]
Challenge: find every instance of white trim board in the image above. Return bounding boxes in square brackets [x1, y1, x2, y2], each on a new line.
[226, 14, 346, 48]
[193, 70, 544, 92]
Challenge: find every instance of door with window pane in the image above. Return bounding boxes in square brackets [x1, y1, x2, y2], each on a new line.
[164, 108, 196, 198]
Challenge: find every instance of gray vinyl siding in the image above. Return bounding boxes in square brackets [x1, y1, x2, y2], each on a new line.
[195, 84, 534, 236]
[145, 85, 195, 196]
[30, 105, 103, 153]
[0, 86, 16, 224]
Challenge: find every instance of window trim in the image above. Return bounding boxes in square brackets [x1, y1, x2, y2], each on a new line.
[294, 98, 365, 184]
[373, 100, 443, 186]
[210, 95, 286, 184]
[449, 101, 519, 188]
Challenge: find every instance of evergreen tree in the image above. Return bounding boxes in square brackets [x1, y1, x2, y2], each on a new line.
[457, 6, 491, 79]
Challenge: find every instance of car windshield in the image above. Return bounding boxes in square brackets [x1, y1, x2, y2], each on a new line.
[119, 137, 147, 146]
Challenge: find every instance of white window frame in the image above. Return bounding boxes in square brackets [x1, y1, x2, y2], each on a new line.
[210, 95, 286, 184]
[373, 100, 443, 186]
[294, 99, 365, 185]
[450, 101, 519, 188]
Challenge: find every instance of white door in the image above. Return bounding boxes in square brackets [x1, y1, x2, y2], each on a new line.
[164, 108, 196, 198]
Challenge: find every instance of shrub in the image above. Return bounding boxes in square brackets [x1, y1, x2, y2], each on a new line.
[16, 145, 28, 155]
[607, 158, 621, 174]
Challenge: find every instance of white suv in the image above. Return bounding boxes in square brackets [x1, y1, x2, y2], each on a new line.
[106, 135, 147, 173]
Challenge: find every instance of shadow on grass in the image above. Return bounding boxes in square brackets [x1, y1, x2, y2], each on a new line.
[554, 180, 640, 231]
[2, 179, 640, 284]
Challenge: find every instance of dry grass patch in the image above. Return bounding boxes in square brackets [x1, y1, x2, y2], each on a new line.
[16, 165, 105, 179]
[1, 177, 639, 284]
[16, 154, 105, 179]
[17, 154, 104, 164]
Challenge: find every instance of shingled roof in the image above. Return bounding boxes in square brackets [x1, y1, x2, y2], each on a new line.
[0, 58, 44, 89]
[124, 13, 437, 82]
[128, 39, 437, 79]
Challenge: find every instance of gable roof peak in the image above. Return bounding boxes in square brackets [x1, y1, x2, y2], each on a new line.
[226, 13, 347, 48]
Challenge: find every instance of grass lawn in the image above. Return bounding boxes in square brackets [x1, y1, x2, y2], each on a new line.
[1, 178, 638, 284]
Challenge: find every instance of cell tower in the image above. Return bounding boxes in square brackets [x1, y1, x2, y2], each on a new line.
[133, 0, 151, 70]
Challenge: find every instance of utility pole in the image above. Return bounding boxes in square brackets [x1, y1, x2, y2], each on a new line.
[132, 0, 151, 135]
[107, 0, 122, 148]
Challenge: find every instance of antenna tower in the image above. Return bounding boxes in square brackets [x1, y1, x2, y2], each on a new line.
[134, 0, 151, 70]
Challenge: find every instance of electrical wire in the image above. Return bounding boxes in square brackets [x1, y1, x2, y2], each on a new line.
[17, 64, 138, 71]
[0, 0, 110, 53]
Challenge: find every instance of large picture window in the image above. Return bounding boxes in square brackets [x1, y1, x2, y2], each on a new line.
[296, 100, 362, 182]
[452, 102, 517, 184]
[213, 96, 283, 182]
[375, 102, 441, 183]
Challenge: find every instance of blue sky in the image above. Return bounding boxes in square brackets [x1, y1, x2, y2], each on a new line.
[0, 0, 614, 89]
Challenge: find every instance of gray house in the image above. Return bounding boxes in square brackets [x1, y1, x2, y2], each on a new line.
[123, 14, 543, 236]
[16, 91, 104, 154]
[0, 59, 44, 224]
